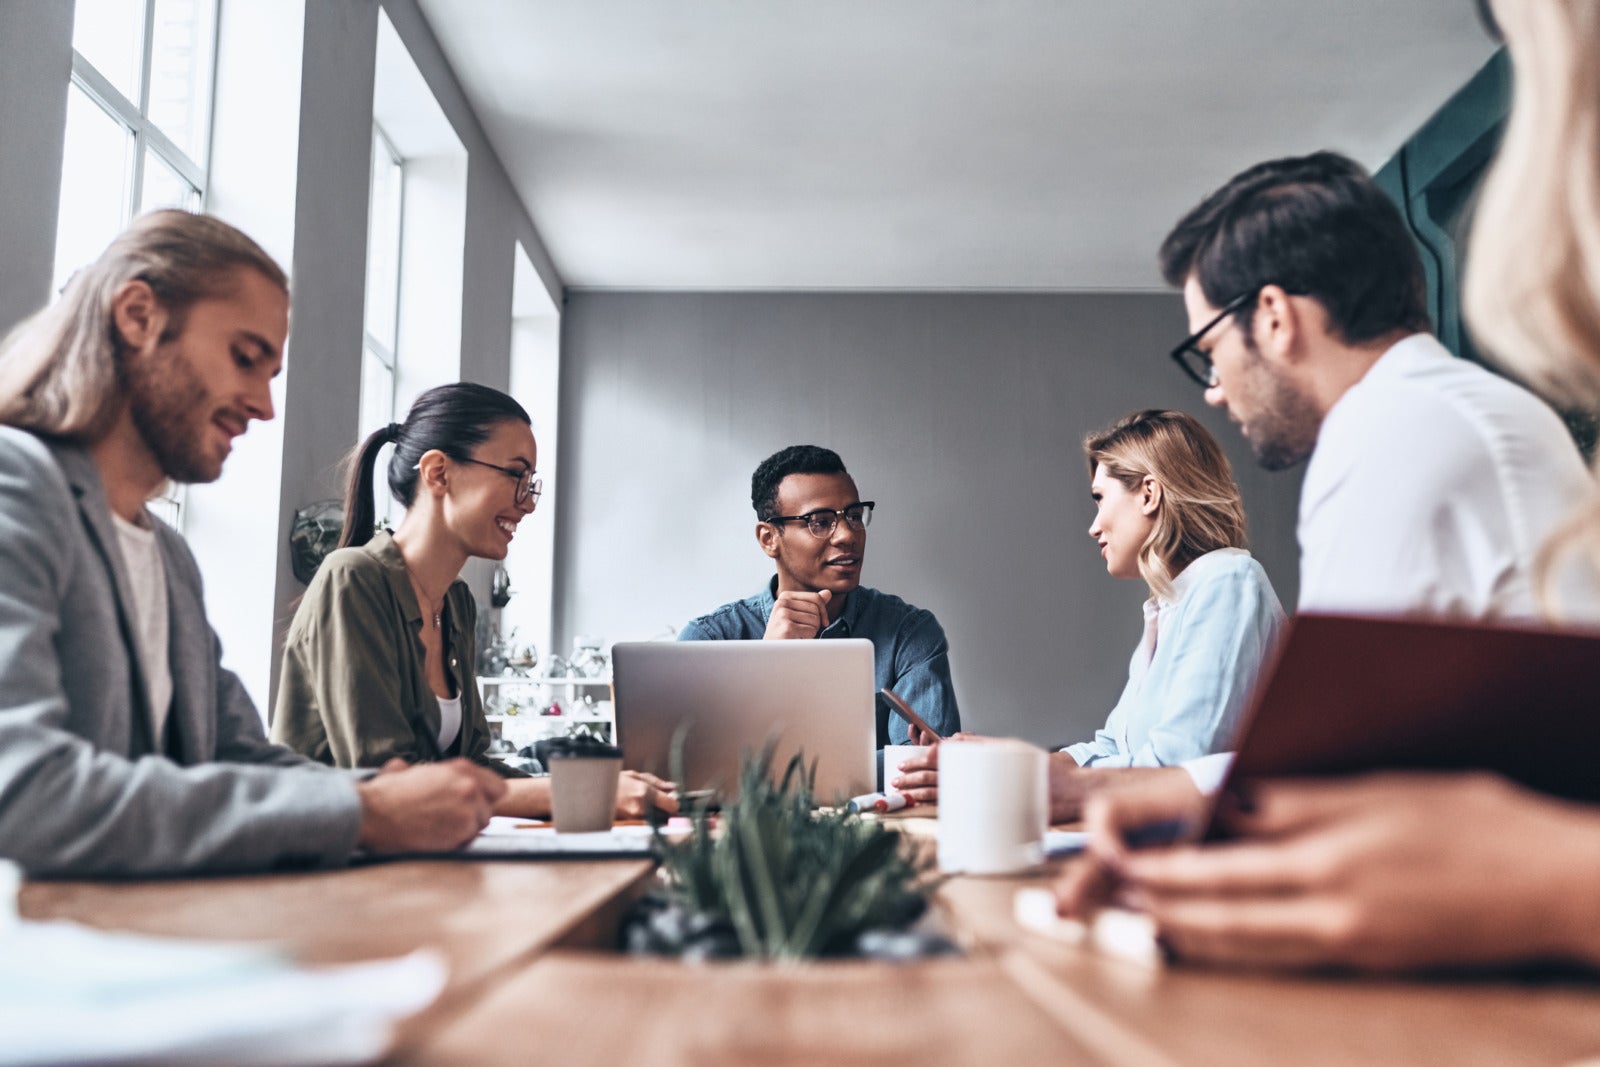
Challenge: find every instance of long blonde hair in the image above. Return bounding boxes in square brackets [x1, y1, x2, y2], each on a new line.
[1463, 0, 1600, 612]
[1084, 409, 1248, 600]
[0, 210, 287, 442]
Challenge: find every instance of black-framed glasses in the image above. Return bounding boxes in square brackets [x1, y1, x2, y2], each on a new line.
[458, 457, 543, 508]
[766, 502, 875, 537]
[1169, 288, 1259, 389]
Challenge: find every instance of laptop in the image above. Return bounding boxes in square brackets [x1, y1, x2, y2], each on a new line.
[1214, 612, 1600, 821]
[611, 639, 877, 804]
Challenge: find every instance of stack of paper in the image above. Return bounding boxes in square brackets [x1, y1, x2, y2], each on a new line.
[0, 863, 446, 1066]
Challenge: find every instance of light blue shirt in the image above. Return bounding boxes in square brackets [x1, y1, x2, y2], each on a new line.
[1065, 548, 1284, 769]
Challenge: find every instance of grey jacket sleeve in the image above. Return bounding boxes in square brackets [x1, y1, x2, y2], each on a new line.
[0, 435, 363, 877]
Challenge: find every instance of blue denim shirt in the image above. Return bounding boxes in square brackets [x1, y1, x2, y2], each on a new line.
[678, 577, 961, 747]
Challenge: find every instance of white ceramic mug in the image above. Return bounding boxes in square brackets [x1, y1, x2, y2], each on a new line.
[937, 738, 1048, 874]
[548, 754, 622, 833]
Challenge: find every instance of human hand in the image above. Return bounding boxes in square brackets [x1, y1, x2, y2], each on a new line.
[763, 589, 832, 640]
[891, 731, 991, 804]
[1047, 751, 1092, 824]
[891, 743, 940, 804]
[908, 722, 940, 747]
[616, 770, 679, 819]
[356, 759, 508, 853]
[1053, 767, 1210, 918]
[1098, 773, 1600, 972]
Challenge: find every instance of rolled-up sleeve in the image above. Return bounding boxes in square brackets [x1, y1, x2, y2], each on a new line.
[885, 610, 961, 743]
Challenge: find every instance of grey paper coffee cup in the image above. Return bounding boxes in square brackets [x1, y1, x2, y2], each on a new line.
[546, 738, 623, 833]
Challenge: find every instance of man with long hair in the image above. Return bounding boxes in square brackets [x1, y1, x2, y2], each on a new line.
[0, 211, 505, 876]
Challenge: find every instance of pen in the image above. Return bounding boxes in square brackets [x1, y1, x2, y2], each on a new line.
[1124, 818, 1189, 849]
[847, 791, 910, 814]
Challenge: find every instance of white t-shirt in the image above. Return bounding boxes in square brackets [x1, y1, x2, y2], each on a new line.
[111, 512, 173, 748]
[1297, 333, 1594, 621]
[436, 694, 462, 753]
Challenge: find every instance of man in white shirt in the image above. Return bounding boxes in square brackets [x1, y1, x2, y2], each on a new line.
[1160, 150, 1591, 621]
[1153, 151, 1591, 799]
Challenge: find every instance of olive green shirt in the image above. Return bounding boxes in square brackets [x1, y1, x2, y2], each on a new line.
[271, 531, 526, 778]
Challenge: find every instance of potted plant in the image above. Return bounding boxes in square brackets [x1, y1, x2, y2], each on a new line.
[621, 746, 955, 962]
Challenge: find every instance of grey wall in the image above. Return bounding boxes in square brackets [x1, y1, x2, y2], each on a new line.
[0, 1, 72, 334]
[554, 291, 1303, 747]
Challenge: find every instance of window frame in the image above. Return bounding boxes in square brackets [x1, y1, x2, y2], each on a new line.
[68, 0, 219, 219]
[362, 121, 406, 417]
[60, 0, 222, 530]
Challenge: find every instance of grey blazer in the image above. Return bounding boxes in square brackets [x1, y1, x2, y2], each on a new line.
[0, 428, 363, 876]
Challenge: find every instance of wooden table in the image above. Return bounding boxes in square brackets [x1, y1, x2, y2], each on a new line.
[20, 821, 1600, 1067]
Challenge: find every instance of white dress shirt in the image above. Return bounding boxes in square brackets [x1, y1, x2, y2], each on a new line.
[1182, 336, 1597, 798]
[1297, 333, 1593, 621]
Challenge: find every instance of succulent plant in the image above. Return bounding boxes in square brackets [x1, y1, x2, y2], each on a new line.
[624, 743, 948, 962]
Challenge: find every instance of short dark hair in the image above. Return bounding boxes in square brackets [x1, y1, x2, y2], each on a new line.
[751, 445, 847, 521]
[1159, 151, 1432, 345]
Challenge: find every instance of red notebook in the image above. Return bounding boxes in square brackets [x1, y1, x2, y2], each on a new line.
[1220, 613, 1600, 805]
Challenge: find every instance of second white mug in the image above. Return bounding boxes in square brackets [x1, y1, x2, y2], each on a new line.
[936, 738, 1049, 874]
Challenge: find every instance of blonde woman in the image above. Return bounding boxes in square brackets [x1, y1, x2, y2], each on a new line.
[1066, 409, 1284, 766]
[894, 410, 1284, 813]
[1055, 0, 1600, 973]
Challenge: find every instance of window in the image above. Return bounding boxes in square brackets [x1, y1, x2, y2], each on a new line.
[359, 124, 406, 526]
[56, 0, 219, 531]
[360, 124, 405, 439]
[54, 0, 218, 295]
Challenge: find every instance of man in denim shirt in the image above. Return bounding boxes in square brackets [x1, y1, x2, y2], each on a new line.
[678, 445, 961, 752]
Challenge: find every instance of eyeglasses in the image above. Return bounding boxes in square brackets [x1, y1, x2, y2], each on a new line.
[766, 502, 875, 537]
[458, 457, 543, 508]
[1169, 288, 1260, 389]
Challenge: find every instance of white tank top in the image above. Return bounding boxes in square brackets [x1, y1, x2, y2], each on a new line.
[436, 694, 463, 752]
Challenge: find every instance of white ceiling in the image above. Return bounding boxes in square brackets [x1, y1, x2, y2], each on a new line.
[416, 1, 1497, 291]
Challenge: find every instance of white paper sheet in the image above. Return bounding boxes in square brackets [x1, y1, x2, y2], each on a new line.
[0, 912, 447, 1065]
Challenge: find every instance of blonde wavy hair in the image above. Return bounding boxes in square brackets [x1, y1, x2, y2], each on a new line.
[0, 210, 286, 442]
[1463, 0, 1600, 615]
[1084, 409, 1248, 600]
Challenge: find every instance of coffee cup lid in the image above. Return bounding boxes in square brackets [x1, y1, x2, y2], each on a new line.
[544, 735, 622, 760]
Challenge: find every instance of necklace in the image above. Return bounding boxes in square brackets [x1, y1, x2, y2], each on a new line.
[396, 542, 449, 633]
[411, 581, 447, 632]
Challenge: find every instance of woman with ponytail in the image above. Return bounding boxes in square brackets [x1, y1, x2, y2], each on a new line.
[272, 382, 675, 819]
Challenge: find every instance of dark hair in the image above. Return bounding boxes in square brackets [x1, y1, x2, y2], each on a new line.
[338, 382, 531, 549]
[1158, 151, 1432, 345]
[750, 445, 847, 521]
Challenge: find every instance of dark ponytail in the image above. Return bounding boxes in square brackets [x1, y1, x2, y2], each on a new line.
[336, 383, 531, 549]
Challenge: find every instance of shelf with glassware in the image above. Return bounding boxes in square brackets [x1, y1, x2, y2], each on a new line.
[479, 675, 615, 749]
[475, 566, 614, 753]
